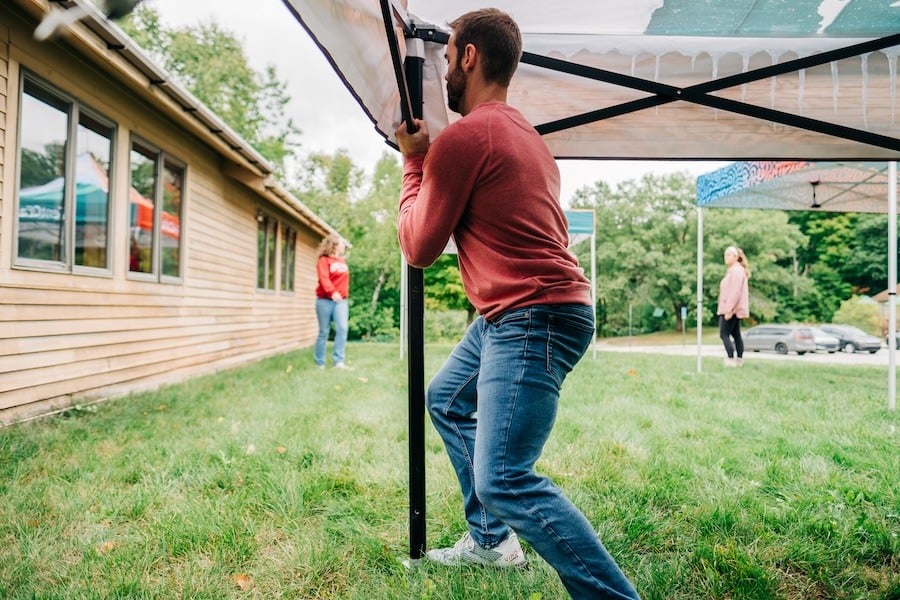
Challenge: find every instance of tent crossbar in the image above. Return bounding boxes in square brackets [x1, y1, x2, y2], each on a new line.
[691, 33, 900, 94]
[682, 92, 900, 152]
[537, 71, 900, 151]
[409, 24, 448, 44]
[535, 95, 671, 135]
[525, 34, 900, 100]
[537, 84, 900, 153]
[409, 24, 899, 96]
[819, 167, 889, 205]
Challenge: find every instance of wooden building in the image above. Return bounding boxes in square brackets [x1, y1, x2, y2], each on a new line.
[1, 0, 338, 424]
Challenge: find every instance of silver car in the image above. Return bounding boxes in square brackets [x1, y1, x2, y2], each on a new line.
[743, 324, 816, 355]
[808, 326, 841, 353]
[820, 324, 882, 354]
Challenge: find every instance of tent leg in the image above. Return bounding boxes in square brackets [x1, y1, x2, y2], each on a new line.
[889, 162, 897, 411]
[404, 38, 427, 559]
[696, 206, 703, 373]
[406, 264, 426, 557]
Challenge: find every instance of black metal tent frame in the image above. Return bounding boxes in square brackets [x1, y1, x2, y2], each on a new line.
[379, 1, 900, 559]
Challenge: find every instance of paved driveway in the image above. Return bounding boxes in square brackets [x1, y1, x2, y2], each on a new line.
[595, 342, 895, 367]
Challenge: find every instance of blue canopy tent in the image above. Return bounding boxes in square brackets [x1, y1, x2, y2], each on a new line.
[281, 0, 900, 560]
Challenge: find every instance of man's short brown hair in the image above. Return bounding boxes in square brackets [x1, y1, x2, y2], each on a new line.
[449, 9, 522, 86]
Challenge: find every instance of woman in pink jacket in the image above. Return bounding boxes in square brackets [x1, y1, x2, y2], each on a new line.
[717, 246, 751, 366]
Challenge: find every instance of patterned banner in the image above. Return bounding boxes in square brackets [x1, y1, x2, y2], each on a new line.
[696, 161, 813, 206]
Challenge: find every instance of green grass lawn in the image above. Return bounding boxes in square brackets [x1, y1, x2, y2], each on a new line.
[1, 343, 897, 599]
[598, 328, 723, 346]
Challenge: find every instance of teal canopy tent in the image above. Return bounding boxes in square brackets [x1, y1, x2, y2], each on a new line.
[17, 153, 111, 257]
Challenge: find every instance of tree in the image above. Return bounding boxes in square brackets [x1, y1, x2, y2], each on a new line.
[121, 6, 300, 174]
[833, 295, 882, 334]
[425, 254, 474, 324]
[570, 173, 813, 335]
[348, 153, 405, 339]
[290, 150, 405, 340]
[703, 208, 810, 323]
[18, 146, 62, 187]
[841, 214, 890, 295]
[291, 149, 364, 238]
[572, 173, 703, 334]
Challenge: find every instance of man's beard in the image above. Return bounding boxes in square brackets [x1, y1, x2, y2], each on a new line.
[446, 66, 467, 114]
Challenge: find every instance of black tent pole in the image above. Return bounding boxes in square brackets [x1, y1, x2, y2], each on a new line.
[404, 44, 426, 560]
[377, 0, 426, 561]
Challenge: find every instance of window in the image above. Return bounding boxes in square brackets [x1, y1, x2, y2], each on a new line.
[15, 75, 114, 272]
[128, 137, 184, 281]
[256, 212, 277, 290]
[257, 214, 296, 292]
[281, 226, 296, 292]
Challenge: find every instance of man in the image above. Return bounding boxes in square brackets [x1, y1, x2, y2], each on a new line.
[395, 8, 640, 600]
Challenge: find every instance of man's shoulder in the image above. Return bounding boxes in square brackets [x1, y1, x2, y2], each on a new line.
[432, 113, 486, 151]
[438, 104, 525, 142]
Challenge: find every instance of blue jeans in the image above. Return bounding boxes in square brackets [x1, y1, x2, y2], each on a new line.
[314, 298, 348, 366]
[427, 304, 639, 600]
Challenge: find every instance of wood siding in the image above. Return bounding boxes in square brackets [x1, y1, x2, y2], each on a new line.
[0, 5, 323, 424]
[1, 16, 8, 272]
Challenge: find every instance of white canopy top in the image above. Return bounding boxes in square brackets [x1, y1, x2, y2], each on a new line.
[697, 161, 898, 212]
[283, 0, 900, 160]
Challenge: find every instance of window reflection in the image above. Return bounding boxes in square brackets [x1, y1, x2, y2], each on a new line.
[281, 227, 296, 291]
[16, 76, 114, 272]
[257, 213, 277, 290]
[129, 142, 156, 274]
[16, 82, 68, 263]
[161, 160, 183, 278]
[75, 113, 113, 269]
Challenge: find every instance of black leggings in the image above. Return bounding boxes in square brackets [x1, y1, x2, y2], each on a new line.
[719, 315, 743, 358]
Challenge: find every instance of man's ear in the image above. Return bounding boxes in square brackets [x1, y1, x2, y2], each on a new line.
[461, 43, 478, 72]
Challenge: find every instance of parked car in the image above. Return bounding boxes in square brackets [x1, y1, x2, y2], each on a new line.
[888, 332, 900, 350]
[743, 324, 816, 355]
[819, 324, 881, 354]
[807, 326, 840, 353]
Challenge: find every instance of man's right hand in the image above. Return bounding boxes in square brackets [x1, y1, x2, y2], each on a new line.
[396, 119, 430, 158]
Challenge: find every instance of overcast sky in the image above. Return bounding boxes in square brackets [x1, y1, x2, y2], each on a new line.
[147, 0, 727, 203]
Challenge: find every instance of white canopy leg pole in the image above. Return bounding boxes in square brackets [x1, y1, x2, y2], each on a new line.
[889, 161, 897, 411]
[592, 227, 597, 359]
[697, 206, 703, 373]
[696, 206, 704, 373]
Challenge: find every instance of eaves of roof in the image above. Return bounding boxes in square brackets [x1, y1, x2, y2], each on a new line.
[14, 0, 336, 239]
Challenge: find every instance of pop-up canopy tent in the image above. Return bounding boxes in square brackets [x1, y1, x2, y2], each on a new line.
[697, 161, 898, 213]
[696, 160, 898, 409]
[284, 1, 899, 159]
[281, 0, 900, 560]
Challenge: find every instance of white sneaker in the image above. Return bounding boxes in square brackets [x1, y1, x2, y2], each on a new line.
[723, 358, 738, 367]
[426, 531, 527, 568]
[333, 362, 351, 370]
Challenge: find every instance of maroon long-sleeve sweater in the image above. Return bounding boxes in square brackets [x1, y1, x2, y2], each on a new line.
[315, 255, 349, 300]
[399, 102, 590, 321]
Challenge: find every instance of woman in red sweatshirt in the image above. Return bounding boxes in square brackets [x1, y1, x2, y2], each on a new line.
[314, 234, 350, 368]
[717, 246, 751, 366]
